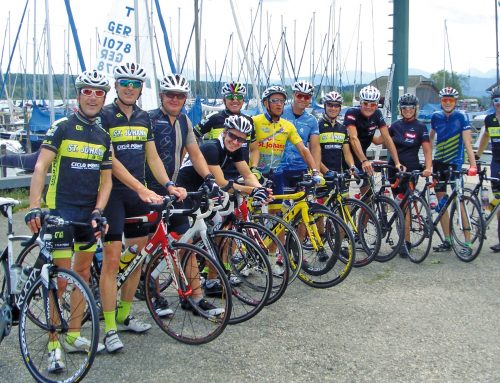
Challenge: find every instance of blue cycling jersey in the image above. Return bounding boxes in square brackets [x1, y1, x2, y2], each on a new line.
[278, 105, 319, 171]
[430, 110, 470, 166]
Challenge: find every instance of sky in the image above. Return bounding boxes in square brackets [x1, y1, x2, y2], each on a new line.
[0, 0, 498, 86]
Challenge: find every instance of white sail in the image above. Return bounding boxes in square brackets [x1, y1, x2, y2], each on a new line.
[95, 0, 159, 110]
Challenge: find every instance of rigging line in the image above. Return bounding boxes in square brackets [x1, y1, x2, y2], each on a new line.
[239, 0, 262, 77]
[153, 26, 166, 76]
[444, 20, 455, 84]
[296, 18, 313, 79]
[317, 39, 336, 93]
[180, 22, 195, 74]
[312, 33, 328, 84]
[215, 33, 233, 96]
[370, 0, 378, 89]
[266, 32, 286, 85]
[283, 38, 297, 80]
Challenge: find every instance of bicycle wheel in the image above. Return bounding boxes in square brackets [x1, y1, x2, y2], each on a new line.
[235, 221, 289, 305]
[329, 197, 381, 267]
[144, 242, 231, 345]
[16, 242, 40, 267]
[449, 195, 485, 262]
[19, 267, 99, 383]
[251, 213, 303, 284]
[403, 195, 434, 264]
[295, 205, 355, 288]
[367, 195, 405, 262]
[211, 230, 272, 324]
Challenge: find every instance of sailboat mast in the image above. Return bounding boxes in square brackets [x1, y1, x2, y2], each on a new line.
[44, 0, 54, 124]
[33, 0, 36, 101]
[194, 0, 201, 95]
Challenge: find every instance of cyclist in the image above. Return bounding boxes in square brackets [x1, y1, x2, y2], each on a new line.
[145, 73, 212, 316]
[175, 115, 271, 305]
[344, 85, 405, 185]
[475, 87, 500, 252]
[386, 93, 433, 258]
[249, 85, 320, 206]
[99, 63, 186, 353]
[317, 91, 355, 175]
[277, 80, 321, 188]
[25, 70, 111, 370]
[430, 86, 477, 252]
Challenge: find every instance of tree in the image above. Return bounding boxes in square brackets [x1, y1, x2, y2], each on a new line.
[430, 70, 468, 96]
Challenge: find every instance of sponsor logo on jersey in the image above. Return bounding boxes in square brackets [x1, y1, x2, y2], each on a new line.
[71, 162, 100, 170]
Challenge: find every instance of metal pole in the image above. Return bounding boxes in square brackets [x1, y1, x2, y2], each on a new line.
[496, 0, 499, 86]
[44, 0, 55, 124]
[391, 0, 409, 121]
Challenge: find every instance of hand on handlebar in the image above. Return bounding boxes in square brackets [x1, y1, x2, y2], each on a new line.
[467, 165, 478, 177]
[24, 207, 43, 234]
[168, 185, 187, 201]
[361, 160, 374, 176]
[422, 168, 432, 177]
[90, 209, 108, 239]
[137, 187, 163, 204]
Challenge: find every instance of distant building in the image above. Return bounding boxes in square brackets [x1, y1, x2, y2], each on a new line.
[369, 75, 440, 106]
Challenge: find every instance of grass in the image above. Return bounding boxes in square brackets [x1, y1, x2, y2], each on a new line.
[1, 188, 30, 212]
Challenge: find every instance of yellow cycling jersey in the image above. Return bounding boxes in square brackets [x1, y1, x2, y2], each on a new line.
[251, 113, 302, 172]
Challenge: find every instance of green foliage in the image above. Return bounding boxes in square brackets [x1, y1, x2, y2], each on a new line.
[1, 188, 30, 212]
[430, 70, 468, 96]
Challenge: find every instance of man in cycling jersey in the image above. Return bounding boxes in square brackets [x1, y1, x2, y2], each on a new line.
[277, 80, 321, 190]
[99, 63, 186, 353]
[25, 70, 112, 370]
[476, 87, 500, 252]
[430, 86, 477, 253]
[194, 81, 255, 180]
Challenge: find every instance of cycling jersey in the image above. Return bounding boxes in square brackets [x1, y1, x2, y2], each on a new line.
[279, 105, 319, 171]
[42, 111, 112, 209]
[145, 108, 197, 192]
[176, 136, 244, 191]
[100, 100, 153, 189]
[343, 107, 386, 164]
[430, 110, 470, 166]
[251, 113, 302, 173]
[484, 113, 500, 162]
[388, 119, 429, 170]
[318, 113, 349, 172]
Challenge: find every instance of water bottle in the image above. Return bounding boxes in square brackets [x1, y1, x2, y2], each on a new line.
[118, 245, 139, 273]
[480, 187, 490, 211]
[395, 193, 404, 205]
[10, 264, 22, 294]
[428, 190, 438, 210]
[435, 194, 448, 213]
[94, 244, 103, 270]
[490, 192, 500, 211]
[15, 267, 30, 293]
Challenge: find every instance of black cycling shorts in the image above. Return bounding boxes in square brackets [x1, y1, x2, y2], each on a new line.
[433, 161, 458, 193]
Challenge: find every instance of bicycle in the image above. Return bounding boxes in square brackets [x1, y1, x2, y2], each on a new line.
[250, 174, 356, 289]
[319, 171, 382, 267]
[390, 169, 435, 263]
[0, 198, 99, 383]
[418, 167, 485, 262]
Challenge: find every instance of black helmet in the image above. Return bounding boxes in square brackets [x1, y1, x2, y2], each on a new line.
[491, 87, 500, 99]
[398, 93, 419, 107]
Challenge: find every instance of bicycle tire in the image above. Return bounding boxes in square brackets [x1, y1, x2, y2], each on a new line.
[251, 213, 303, 284]
[329, 197, 382, 267]
[366, 195, 405, 262]
[210, 230, 272, 324]
[16, 242, 40, 267]
[404, 194, 434, 264]
[18, 267, 99, 383]
[235, 221, 289, 305]
[144, 242, 231, 345]
[449, 195, 485, 262]
[294, 204, 355, 288]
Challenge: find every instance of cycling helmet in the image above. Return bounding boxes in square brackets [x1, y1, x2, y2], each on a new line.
[262, 85, 287, 101]
[221, 81, 247, 96]
[113, 62, 147, 81]
[398, 93, 419, 106]
[224, 115, 253, 135]
[321, 91, 343, 104]
[75, 70, 110, 92]
[159, 74, 190, 93]
[359, 86, 380, 102]
[491, 87, 500, 99]
[439, 87, 459, 98]
[292, 80, 314, 95]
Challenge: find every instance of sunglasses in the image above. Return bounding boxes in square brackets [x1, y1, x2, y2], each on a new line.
[225, 94, 244, 101]
[80, 88, 106, 98]
[164, 92, 187, 100]
[325, 102, 342, 108]
[295, 93, 312, 101]
[118, 79, 143, 89]
[400, 105, 416, 110]
[362, 101, 378, 108]
[226, 130, 247, 144]
[493, 98, 500, 104]
[269, 98, 285, 105]
[441, 97, 456, 104]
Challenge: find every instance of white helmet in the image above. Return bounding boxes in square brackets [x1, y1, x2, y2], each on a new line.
[159, 74, 190, 93]
[262, 85, 287, 101]
[321, 91, 343, 104]
[359, 86, 380, 102]
[75, 70, 110, 92]
[292, 80, 314, 95]
[221, 81, 247, 96]
[439, 86, 459, 99]
[113, 62, 147, 81]
[224, 115, 253, 135]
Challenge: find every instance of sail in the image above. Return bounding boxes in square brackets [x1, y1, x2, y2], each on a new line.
[96, 0, 159, 110]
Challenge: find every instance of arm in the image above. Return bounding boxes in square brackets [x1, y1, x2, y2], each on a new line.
[94, 169, 112, 212]
[421, 141, 433, 177]
[208, 163, 254, 195]
[476, 129, 490, 158]
[371, 134, 384, 145]
[249, 140, 260, 168]
[295, 141, 318, 170]
[309, 134, 321, 169]
[462, 130, 477, 167]
[379, 126, 403, 169]
[235, 161, 261, 188]
[342, 143, 355, 169]
[186, 142, 211, 178]
[347, 124, 372, 174]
